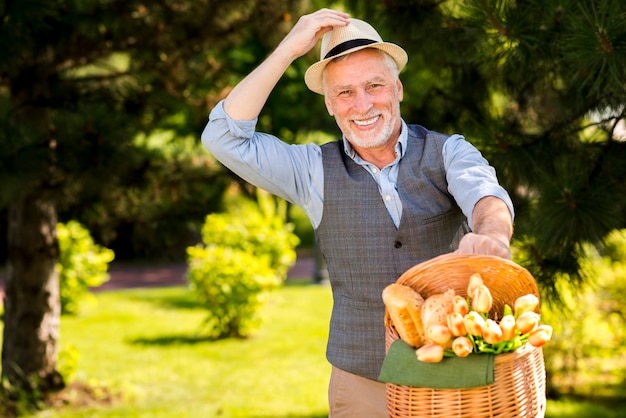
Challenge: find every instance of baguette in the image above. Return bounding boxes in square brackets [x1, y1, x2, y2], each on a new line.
[382, 283, 426, 348]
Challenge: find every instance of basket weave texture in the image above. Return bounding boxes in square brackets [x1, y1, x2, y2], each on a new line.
[385, 253, 547, 418]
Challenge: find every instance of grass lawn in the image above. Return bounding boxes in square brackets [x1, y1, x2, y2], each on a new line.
[38, 281, 333, 417]
[1, 281, 624, 417]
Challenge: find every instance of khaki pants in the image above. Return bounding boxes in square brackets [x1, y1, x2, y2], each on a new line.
[328, 366, 387, 418]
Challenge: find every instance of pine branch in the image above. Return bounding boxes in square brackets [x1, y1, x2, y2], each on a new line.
[478, 0, 509, 37]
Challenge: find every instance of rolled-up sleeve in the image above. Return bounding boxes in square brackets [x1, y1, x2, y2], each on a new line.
[201, 100, 262, 170]
[201, 100, 324, 226]
[443, 134, 514, 230]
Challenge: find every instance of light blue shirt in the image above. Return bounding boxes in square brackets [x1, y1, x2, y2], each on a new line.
[202, 100, 514, 230]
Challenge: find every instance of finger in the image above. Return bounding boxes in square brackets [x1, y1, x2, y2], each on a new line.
[307, 9, 350, 31]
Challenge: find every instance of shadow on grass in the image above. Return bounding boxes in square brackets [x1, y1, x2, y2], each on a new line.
[128, 324, 248, 346]
[128, 333, 217, 346]
[123, 287, 205, 310]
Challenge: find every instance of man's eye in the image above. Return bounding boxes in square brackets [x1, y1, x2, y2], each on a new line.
[338, 90, 352, 96]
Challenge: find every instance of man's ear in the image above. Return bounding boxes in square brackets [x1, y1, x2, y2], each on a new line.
[397, 79, 404, 102]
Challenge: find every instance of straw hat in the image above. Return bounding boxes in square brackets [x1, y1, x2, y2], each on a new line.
[304, 18, 408, 95]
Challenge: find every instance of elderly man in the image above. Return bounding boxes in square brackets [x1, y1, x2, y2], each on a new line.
[202, 8, 514, 417]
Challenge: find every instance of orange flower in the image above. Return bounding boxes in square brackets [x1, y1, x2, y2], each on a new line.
[447, 312, 467, 337]
[483, 318, 502, 344]
[464, 311, 486, 337]
[452, 336, 473, 358]
[467, 273, 484, 297]
[471, 284, 493, 313]
[528, 325, 553, 347]
[416, 343, 444, 363]
[499, 315, 517, 341]
[516, 311, 540, 334]
[427, 324, 452, 345]
[514, 294, 539, 316]
[453, 295, 469, 316]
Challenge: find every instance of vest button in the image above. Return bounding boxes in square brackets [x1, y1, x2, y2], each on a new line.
[394, 241, 402, 249]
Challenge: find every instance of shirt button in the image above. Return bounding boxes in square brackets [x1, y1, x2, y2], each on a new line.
[372, 168, 378, 173]
[394, 241, 402, 249]
[385, 195, 392, 202]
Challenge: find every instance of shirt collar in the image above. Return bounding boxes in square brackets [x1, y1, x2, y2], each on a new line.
[342, 119, 408, 163]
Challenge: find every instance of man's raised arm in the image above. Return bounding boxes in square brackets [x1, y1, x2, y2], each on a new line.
[223, 9, 350, 121]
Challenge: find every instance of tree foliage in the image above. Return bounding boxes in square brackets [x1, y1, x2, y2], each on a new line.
[0, 0, 308, 257]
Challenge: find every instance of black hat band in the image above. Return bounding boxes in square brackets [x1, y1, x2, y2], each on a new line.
[323, 38, 378, 60]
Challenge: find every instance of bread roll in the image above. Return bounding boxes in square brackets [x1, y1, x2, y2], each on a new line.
[382, 283, 426, 348]
[422, 288, 456, 333]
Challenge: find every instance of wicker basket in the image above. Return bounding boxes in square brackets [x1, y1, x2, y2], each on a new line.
[384, 253, 547, 418]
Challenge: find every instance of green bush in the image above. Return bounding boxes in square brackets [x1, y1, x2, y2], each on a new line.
[541, 229, 626, 398]
[187, 245, 278, 338]
[199, 195, 300, 278]
[186, 195, 300, 338]
[57, 220, 115, 315]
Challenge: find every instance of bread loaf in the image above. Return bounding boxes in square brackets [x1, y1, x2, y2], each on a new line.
[382, 283, 426, 348]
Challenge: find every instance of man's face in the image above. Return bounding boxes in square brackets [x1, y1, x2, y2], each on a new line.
[323, 49, 403, 150]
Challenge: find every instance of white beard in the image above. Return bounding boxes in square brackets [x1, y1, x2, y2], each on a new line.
[342, 112, 396, 149]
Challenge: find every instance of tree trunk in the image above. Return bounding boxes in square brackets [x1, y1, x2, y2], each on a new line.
[2, 195, 64, 392]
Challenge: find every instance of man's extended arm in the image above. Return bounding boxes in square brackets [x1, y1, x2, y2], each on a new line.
[457, 196, 513, 259]
[222, 9, 349, 121]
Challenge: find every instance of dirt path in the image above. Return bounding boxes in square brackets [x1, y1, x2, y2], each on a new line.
[0, 257, 316, 298]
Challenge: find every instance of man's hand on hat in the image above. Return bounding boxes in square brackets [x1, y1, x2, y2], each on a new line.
[277, 8, 350, 62]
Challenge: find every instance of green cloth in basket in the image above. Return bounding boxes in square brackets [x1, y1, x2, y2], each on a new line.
[378, 339, 495, 388]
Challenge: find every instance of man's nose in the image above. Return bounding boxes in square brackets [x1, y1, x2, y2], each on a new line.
[353, 89, 373, 114]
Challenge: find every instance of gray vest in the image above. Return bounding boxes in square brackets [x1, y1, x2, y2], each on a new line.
[316, 124, 470, 380]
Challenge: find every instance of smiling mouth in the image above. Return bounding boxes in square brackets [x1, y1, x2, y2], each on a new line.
[353, 115, 380, 127]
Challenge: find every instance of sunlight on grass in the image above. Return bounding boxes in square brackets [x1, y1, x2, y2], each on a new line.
[41, 282, 332, 417]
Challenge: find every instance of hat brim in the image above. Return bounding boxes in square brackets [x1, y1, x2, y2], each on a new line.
[304, 42, 408, 95]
